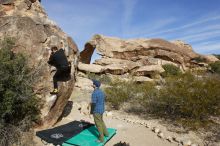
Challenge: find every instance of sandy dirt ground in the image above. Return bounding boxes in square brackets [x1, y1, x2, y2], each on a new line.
[34, 89, 208, 146]
[34, 101, 177, 146]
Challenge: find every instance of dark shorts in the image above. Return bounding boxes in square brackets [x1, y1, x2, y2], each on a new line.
[54, 66, 71, 81]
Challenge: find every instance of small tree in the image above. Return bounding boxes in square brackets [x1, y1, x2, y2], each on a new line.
[0, 38, 41, 145]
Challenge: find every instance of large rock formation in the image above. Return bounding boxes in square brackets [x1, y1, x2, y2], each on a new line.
[0, 0, 79, 128]
[79, 34, 219, 81]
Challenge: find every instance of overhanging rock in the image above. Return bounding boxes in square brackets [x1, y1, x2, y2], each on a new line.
[79, 34, 219, 80]
[0, 0, 79, 128]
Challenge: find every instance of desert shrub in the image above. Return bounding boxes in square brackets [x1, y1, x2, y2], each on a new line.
[213, 54, 220, 60]
[0, 38, 41, 145]
[209, 61, 220, 75]
[161, 64, 181, 77]
[104, 79, 133, 109]
[104, 78, 156, 110]
[87, 72, 111, 84]
[192, 56, 206, 63]
[0, 123, 36, 146]
[104, 71, 220, 130]
[145, 72, 220, 128]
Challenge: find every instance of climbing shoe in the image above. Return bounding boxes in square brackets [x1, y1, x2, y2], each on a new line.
[50, 88, 58, 94]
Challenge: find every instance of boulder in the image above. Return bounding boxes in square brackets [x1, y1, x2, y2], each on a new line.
[75, 77, 93, 91]
[172, 40, 193, 51]
[135, 65, 165, 76]
[78, 62, 103, 73]
[0, 0, 79, 128]
[133, 76, 153, 82]
[79, 34, 210, 82]
[95, 58, 140, 71]
[103, 64, 127, 75]
[80, 34, 201, 67]
[203, 55, 219, 63]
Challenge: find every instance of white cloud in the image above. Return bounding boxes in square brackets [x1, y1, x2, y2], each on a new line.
[182, 24, 220, 35]
[125, 17, 177, 38]
[143, 15, 220, 37]
[121, 0, 138, 37]
[42, 1, 220, 55]
[176, 30, 220, 43]
[194, 43, 220, 54]
[194, 40, 219, 46]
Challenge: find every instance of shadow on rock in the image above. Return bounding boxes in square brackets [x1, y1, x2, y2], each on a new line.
[57, 101, 73, 122]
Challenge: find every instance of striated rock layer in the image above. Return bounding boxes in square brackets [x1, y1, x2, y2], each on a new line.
[0, 0, 79, 128]
[79, 34, 219, 79]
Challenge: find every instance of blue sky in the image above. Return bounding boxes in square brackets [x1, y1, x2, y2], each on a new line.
[42, 0, 220, 57]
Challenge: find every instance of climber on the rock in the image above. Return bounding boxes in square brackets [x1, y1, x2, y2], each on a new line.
[48, 45, 71, 94]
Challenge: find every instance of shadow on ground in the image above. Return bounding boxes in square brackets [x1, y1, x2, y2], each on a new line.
[113, 141, 130, 146]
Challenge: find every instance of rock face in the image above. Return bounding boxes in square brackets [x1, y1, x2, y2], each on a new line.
[203, 55, 219, 63]
[0, 0, 79, 128]
[79, 34, 219, 80]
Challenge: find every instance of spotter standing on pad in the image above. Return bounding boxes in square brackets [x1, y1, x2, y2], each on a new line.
[90, 80, 109, 143]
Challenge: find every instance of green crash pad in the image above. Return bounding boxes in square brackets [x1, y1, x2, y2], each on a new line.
[62, 126, 116, 146]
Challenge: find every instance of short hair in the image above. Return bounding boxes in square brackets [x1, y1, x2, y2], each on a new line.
[51, 46, 58, 51]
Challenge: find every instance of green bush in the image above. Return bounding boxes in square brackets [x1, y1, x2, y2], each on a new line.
[209, 61, 220, 74]
[103, 71, 220, 130]
[192, 56, 206, 63]
[104, 79, 132, 109]
[213, 54, 220, 60]
[104, 78, 156, 110]
[0, 38, 41, 125]
[161, 64, 181, 77]
[87, 72, 111, 84]
[145, 73, 220, 128]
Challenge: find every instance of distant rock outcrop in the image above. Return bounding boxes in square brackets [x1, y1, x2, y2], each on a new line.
[0, 0, 79, 128]
[79, 34, 219, 81]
